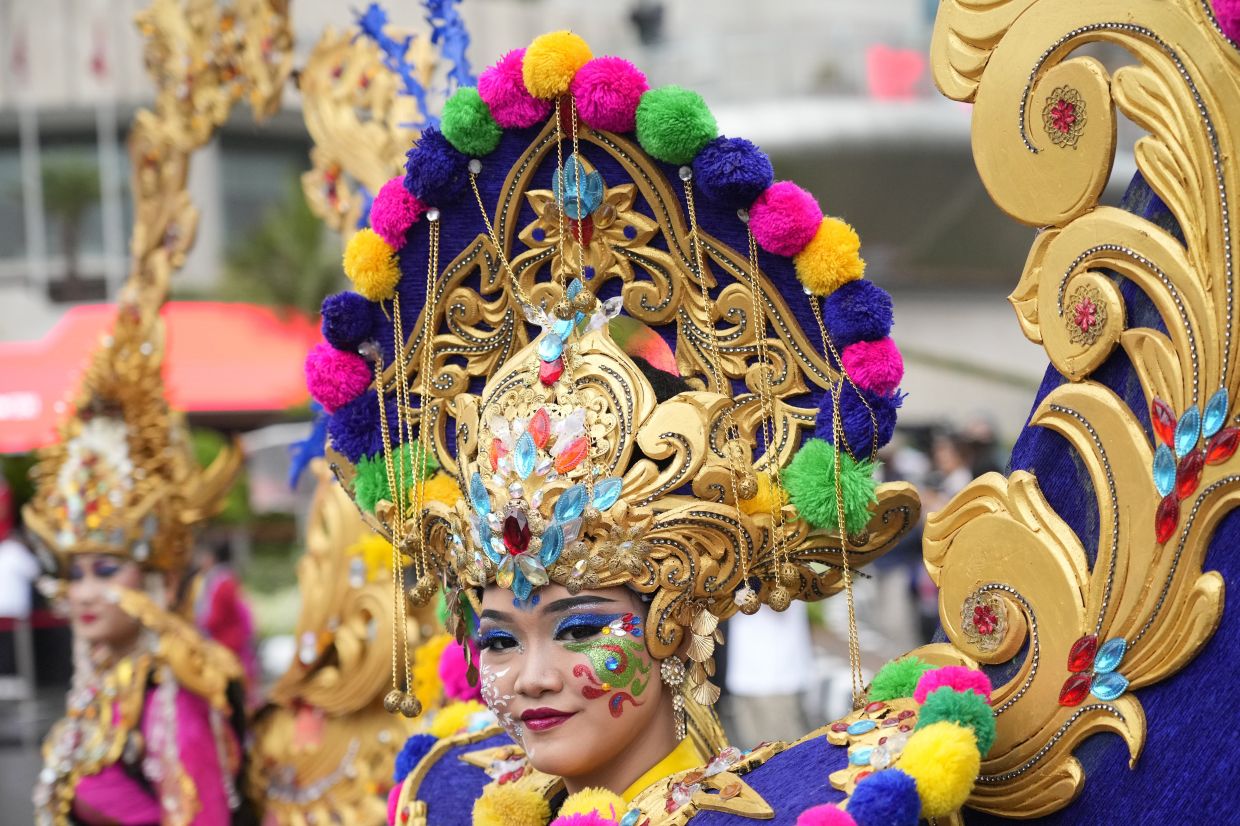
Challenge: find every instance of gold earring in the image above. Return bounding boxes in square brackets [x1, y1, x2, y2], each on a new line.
[661, 655, 687, 741]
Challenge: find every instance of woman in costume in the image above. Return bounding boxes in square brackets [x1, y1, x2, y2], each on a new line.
[306, 29, 998, 826]
[22, 292, 250, 826]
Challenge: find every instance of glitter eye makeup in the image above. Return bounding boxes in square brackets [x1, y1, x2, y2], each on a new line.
[477, 628, 521, 653]
[563, 613, 650, 718]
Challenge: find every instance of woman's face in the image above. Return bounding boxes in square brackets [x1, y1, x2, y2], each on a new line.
[66, 553, 143, 649]
[476, 584, 676, 787]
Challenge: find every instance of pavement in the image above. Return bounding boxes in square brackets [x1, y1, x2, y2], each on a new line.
[0, 686, 63, 825]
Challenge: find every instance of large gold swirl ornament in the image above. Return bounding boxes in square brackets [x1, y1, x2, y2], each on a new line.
[925, 0, 1239, 817]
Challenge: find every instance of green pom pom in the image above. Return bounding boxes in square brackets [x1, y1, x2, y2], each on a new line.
[351, 442, 440, 514]
[916, 686, 997, 755]
[867, 656, 933, 701]
[782, 437, 878, 535]
[441, 87, 502, 157]
[635, 86, 717, 165]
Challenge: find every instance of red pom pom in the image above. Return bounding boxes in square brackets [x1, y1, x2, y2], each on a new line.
[841, 338, 904, 395]
[796, 804, 857, 825]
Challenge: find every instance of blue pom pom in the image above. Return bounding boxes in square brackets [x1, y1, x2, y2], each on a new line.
[393, 733, 438, 783]
[692, 136, 774, 209]
[327, 389, 399, 463]
[404, 127, 470, 205]
[847, 768, 920, 826]
[814, 382, 902, 455]
[822, 280, 894, 350]
[321, 291, 377, 351]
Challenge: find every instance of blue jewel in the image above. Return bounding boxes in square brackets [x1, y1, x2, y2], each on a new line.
[849, 746, 873, 766]
[583, 266, 595, 280]
[555, 484, 588, 521]
[532, 227, 545, 242]
[469, 472, 491, 516]
[1175, 405, 1201, 458]
[512, 572, 533, 602]
[538, 333, 564, 362]
[623, 225, 637, 240]
[592, 477, 624, 510]
[514, 432, 536, 479]
[1203, 388, 1230, 438]
[540, 523, 564, 566]
[1153, 444, 1176, 497]
[1094, 638, 1127, 674]
[846, 719, 876, 736]
[552, 154, 604, 219]
[1090, 671, 1129, 701]
[574, 311, 586, 328]
[567, 279, 583, 300]
[552, 318, 574, 340]
[619, 811, 642, 826]
[605, 656, 620, 671]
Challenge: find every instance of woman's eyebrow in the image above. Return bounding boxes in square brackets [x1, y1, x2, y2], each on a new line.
[540, 595, 615, 615]
[480, 609, 516, 623]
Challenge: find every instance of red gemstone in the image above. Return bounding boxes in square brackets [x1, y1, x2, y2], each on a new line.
[881, 717, 899, 728]
[1206, 427, 1240, 464]
[1175, 450, 1205, 499]
[529, 408, 551, 449]
[557, 96, 576, 138]
[1058, 673, 1092, 706]
[897, 710, 915, 720]
[973, 604, 998, 636]
[864, 701, 886, 713]
[1151, 398, 1177, 446]
[898, 724, 912, 732]
[490, 437, 507, 472]
[1155, 494, 1180, 544]
[502, 512, 530, 555]
[539, 357, 565, 386]
[854, 770, 872, 782]
[569, 216, 594, 246]
[1067, 634, 1098, 672]
[830, 722, 849, 733]
[554, 436, 589, 473]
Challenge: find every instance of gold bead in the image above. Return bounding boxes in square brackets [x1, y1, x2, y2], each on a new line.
[767, 586, 791, 612]
[554, 300, 575, 320]
[399, 694, 423, 718]
[778, 563, 800, 587]
[571, 289, 597, 312]
[739, 590, 762, 615]
[582, 505, 601, 524]
[383, 690, 402, 714]
[736, 474, 759, 501]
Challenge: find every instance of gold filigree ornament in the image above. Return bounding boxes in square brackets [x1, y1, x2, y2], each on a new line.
[926, 0, 1240, 817]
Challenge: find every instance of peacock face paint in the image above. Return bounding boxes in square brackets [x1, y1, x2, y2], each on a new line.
[563, 613, 650, 718]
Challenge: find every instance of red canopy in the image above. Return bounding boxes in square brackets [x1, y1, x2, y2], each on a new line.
[0, 302, 320, 454]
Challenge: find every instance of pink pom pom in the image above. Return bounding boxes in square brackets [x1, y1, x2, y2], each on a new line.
[439, 640, 482, 702]
[551, 815, 618, 826]
[841, 338, 904, 395]
[749, 181, 823, 256]
[1215, 0, 1240, 42]
[914, 665, 993, 705]
[479, 49, 553, 128]
[387, 784, 402, 826]
[796, 804, 857, 825]
[305, 342, 372, 413]
[570, 56, 649, 133]
[370, 177, 426, 249]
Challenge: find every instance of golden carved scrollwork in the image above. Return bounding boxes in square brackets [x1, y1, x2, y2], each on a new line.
[925, 0, 1239, 817]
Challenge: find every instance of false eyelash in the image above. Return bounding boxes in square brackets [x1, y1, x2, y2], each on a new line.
[477, 629, 518, 650]
[553, 612, 624, 637]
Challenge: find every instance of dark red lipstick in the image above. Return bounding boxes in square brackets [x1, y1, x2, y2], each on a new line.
[520, 707, 576, 731]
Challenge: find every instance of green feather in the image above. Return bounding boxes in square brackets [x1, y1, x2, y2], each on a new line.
[867, 656, 933, 701]
[782, 437, 878, 535]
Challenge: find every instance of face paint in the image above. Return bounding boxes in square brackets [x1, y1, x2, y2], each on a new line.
[480, 664, 524, 749]
[564, 613, 650, 718]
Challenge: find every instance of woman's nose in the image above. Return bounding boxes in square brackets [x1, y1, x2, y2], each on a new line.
[512, 643, 564, 698]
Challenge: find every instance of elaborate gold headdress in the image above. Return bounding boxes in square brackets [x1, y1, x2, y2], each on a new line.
[310, 30, 921, 714]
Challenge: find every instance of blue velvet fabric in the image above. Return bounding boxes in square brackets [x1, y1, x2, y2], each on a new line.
[415, 730, 514, 826]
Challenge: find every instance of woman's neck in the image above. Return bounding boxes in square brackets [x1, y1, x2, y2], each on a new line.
[560, 705, 686, 799]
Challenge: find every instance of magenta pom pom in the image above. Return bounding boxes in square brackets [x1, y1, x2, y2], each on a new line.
[1215, 0, 1240, 42]
[387, 784, 401, 826]
[570, 56, 649, 133]
[749, 181, 823, 256]
[914, 665, 993, 705]
[439, 640, 482, 702]
[305, 342, 372, 414]
[796, 804, 857, 825]
[550, 814, 619, 826]
[370, 177, 426, 249]
[479, 49, 553, 128]
[841, 338, 904, 396]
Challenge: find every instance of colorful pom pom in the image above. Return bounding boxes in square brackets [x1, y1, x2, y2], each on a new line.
[479, 49, 553, 128]
[795, 804, 857, 825]
[841, 338, 904, 396]
[321, 291, 377, 351]
[795, 217, 865, 296]
[419, 472, 463, 507]
[393, 733, 437, 783]
[916, 686, 997, 756]
[867, 657, 933, 702]
[570, 56, 648, 132]
[1215, 0, 1240, 43]
[897, 721, 981, 818]
[327, 389, 399, 464]
[429, 699, 486, 739]
[782, 437, 879, 535]
[550, 815, 620, 826]
[343, 228, 401, 302]
[635, 86, 718, 165]
[558, 788, 626, 820]
[441, 86, 504, 157]
[814, 383, 902, 456]
[387, 784, 402, 826]
[404, 127, 470, 205]
[305, 343, 372, 413]
[693, 137, 774, 210]
[847, 769, 920, 826]
[822, 280, 894, 350]
[738, 473, 787, 516]
[439, 639, 481, 702]
[523, 31, 593, 99]
[749, 181, 822, 256]
[370, 177, 426, 250]
[353, 442, 441, 514]
[472, 784, 551, 826]
[413, 632, 453, 709]
[913, 665, 993, 704]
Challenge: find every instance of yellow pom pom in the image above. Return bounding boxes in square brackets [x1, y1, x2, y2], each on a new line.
[523, 31, 593, 99]
[345, 534, 394, 583]
[472, 784, 550, 826]
[793, 217, 865, 297]
[738, 474, 788, 516]
[429, 699, 486, 739]
[559, 787, 626, 819]
[343, 228, 401, 301]
[414, 472, 463, 507]
[412, 633, 453, 712]
[897, 720, 981, 817]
